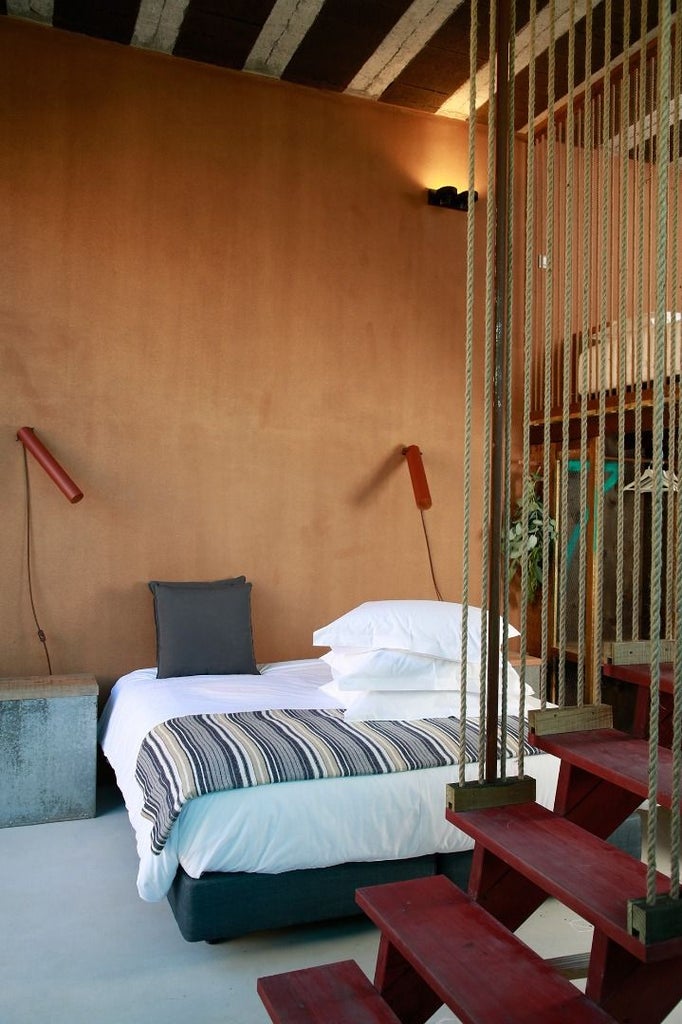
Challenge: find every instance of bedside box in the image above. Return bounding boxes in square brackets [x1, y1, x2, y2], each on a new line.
[0, 674, 98, 827]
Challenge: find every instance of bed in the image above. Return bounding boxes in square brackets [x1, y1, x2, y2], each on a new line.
[99, 656, 565, 941]
[98, 593, 639, 943]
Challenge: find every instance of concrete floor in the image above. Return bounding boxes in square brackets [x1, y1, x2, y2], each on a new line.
[1, 788, 680, 1024]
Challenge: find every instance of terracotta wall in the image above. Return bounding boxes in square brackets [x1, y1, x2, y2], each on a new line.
[1, 19, 503, 696]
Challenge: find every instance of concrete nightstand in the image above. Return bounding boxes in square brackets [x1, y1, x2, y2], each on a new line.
[0, 674, 98, 827]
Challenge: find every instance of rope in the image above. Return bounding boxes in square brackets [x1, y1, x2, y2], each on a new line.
[479, 0, 497, 776]
[632, 18, 649, 642]
[646, 0, 672, 906]
[669, 7, 682, 900]
[518, 0, 538, 779]
[557, 0, 576, 707]
[666, 19, 681, 642]
[458, 0, 478, 786]
[576, 1, 594, 706]
[593, 0, 613, 707]
[541, 0, 556, 708]
[615, 0, 631, 645]
[500, 0, 517, 783]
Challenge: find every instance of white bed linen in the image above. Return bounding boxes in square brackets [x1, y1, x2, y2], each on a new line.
[98, 659, 559, 902]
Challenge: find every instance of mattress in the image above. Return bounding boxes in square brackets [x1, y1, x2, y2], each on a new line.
[98, 658, 559, 903]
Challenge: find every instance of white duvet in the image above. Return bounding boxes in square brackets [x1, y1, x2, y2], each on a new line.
[98, 659, 559, 902]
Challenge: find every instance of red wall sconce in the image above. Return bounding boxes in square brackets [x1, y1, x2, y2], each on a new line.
[402, 444, 432, 510]
[17, 427, 84, 503]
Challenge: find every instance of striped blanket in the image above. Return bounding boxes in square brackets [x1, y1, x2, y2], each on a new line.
[135, 708, 540, 855]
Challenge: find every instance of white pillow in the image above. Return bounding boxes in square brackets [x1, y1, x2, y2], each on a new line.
[319, 679, 363, 706]
[313, 601, 519, 662]
[343, 690, 461, 721]
[322, 649, 520, 694]
[342, 687, 526, 722]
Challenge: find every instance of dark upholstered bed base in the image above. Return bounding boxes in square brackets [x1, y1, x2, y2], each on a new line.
[166, 813, 641, 942]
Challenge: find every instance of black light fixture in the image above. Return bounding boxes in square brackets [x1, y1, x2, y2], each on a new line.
[427, 185, 479, 211]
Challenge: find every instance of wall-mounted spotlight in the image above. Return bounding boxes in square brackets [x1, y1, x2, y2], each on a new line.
[17, 427, 84, 503]
[427, 186, 479, 211]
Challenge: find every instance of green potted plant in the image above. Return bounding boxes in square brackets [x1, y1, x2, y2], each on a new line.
[508, 472, 557, 603]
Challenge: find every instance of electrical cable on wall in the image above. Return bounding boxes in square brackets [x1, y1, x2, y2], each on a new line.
[22, 447, 53, 675]
[402, 445, 443, 600]
[420, 508, 444, 601]
[16, 426, 84, 674]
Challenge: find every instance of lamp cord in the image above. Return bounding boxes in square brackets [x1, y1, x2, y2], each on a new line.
[420, 508, 444, 601]
[22, 447, 53, 675]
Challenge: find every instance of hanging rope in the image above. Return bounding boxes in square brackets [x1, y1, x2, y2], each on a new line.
[665, 19, 681, 642]
[669, 5, 682, 901]
[518, 0, 538, 779]
[541, 0, 556, 708]
[577, 0, 594, 707]
[557, 0, 576, 706]
[632, 12, 649, 642]
[478, 0, 497, 776]
[499, 0, 517, 784]
[592, 0, 613, 707]
[645, 0, 672, 907]
[458, 0, 478, 786]
[615, 0, 631, 646]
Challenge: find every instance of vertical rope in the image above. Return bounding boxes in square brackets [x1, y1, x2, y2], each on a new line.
[616, 1, 631, 645]
[577, 0, 594, 706]
[518, 0, 538, 779]
[669, 8, 682, 899]
[593, 0, 613, 707]
[665, 23, 681, 642]
[459, 0, 478, 787]
[646, 0, 672, 906]
[500, 0, 516, 784]
[632, 10, 649, 642]
[557, 0, 576, 706]
[541, 0, 556, 707]
[479, 0, 498, 777]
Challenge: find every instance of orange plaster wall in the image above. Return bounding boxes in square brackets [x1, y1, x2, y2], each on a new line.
[1, 19, 496, 696]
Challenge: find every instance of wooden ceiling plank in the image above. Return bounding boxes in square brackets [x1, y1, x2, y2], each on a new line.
[345, 0, 466, 100]
[132, 0, 189, 52]
[6, 0, 53, 21]
[244, 0, 326, 78]
[173, 1, 276, 70]
[438, 0, 603, 119]
[52, 0, 141, 44]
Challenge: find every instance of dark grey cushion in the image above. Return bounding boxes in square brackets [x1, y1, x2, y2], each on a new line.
[148, 577, 259, 678]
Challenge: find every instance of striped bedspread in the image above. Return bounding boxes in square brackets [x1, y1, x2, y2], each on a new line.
[135, 708, 540, 855]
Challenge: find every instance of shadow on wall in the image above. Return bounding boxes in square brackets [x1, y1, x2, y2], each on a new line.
[351, 446, 411, 506]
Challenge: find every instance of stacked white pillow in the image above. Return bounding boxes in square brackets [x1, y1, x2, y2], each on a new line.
[313, 600, 522, 722]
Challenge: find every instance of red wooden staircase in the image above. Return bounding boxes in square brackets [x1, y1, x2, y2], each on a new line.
[258, 722, 682, 1024]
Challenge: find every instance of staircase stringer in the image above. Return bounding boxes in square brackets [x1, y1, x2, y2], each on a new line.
[587, 930, 682, 1024]
[553, 760, 644, 836]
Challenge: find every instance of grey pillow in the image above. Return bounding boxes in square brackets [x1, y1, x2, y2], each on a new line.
[148, 577, 260, 678]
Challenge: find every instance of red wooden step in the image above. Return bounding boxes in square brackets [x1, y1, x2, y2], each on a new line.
[257, 959, 401, 1024]
[529, 727, 679, 808]
[356, 875, 615, 1023]
[447, 800, 680, 962]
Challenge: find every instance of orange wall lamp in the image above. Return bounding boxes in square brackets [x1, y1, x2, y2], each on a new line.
[17, 427, 84, 503]
[402, 444, 432, 510]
